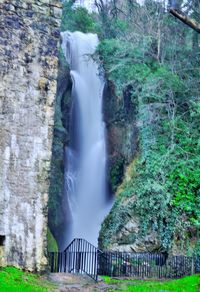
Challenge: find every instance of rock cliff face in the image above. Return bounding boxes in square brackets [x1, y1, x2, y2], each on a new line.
[103, 82, 138, 193]
[48, 64, 138, 249]
[48, 55, 72, 250]
[0, 0, 61, 271]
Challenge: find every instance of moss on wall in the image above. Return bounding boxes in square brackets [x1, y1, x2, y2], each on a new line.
[47, 228, 58, 252]
[48, 52, 72, 250]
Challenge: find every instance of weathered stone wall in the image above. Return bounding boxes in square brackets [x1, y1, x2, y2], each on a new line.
[0, 0, 61, 271]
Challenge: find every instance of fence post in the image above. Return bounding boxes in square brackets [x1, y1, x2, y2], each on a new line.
[76, 239, 81, 273]
[191, 257, 195, 275]
[51, 252, 54, 272]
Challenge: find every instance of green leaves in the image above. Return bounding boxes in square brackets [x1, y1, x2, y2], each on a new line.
[140, 66, 184, 103]
[98, 39, 152, 96]
[170, 165, 200, 224]
[61, 1, 96, 33]
[98, 33, 200, 250]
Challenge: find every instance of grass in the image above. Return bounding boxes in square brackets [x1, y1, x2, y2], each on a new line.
[101, 275, 200, 292]
[0, 267, 55, 292]
[0, 266, 199, 291]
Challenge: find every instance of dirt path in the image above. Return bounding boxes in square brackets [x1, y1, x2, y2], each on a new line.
[47, 273, 118, 292]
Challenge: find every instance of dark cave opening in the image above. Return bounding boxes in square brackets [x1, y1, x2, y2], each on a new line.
[0, 235, 5, 246]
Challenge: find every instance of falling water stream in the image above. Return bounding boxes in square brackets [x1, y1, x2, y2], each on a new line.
[61, 31, 111, 247]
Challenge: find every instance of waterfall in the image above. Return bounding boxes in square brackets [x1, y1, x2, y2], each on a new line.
[61, 31, 111, 247]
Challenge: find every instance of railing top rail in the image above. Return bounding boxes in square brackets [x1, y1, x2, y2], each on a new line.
[62, 238, 77, 252]
[63, 237, 101, 252]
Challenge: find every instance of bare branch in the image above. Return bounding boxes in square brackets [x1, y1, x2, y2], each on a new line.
[169, 8, 200, 33]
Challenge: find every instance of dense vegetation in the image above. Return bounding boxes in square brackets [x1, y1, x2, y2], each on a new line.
[94, 0, 200, 253]
[50, 0, 200, 254]
[61, 0, 97, 33]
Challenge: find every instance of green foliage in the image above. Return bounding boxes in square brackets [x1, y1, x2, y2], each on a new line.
[61, 1, 96, 33]
[0, 267, 55, 291]
[98, 1, 200, 251]
[139, 66, 185, 103]
[109, 157, 125, 192]
[101, 275, 200, 292]
[48, 157, 64, 228]
[98, 39, 151, 96]
[170, 165, 200, 225]
[194, 240, 200, 256]
[47, 228, 58, 252]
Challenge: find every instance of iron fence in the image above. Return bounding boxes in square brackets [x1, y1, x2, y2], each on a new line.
[98, 251, 199, 279]
[48, 238, 200, 280]
[48, 238, 99, 281]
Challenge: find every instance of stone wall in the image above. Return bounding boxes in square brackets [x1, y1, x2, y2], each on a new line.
[0, 0, 61, 271]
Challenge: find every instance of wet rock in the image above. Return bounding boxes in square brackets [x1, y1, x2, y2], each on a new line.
[103, 81, 138, 193]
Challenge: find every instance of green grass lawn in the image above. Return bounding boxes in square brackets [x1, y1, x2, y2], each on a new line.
[0, 267, 55, 292]
[0, 266, 199, 291]
[101, 275, 200, 292]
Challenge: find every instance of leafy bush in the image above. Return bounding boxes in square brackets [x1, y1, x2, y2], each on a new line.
[98, 29, 200, 251]
[61, 0, 96, 33]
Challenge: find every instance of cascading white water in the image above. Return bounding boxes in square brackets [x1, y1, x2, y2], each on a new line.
[61, 31, 111, 247]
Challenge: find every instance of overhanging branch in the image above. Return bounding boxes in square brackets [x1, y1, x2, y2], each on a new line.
[169, 8, 200, 33]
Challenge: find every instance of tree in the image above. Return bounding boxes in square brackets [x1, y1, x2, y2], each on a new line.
[61, 0, 96, 33]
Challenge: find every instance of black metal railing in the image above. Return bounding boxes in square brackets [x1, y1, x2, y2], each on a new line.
[48, 238, 99, 281]
[48, 238, 200, 280]
[98, 251, 200, 279]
